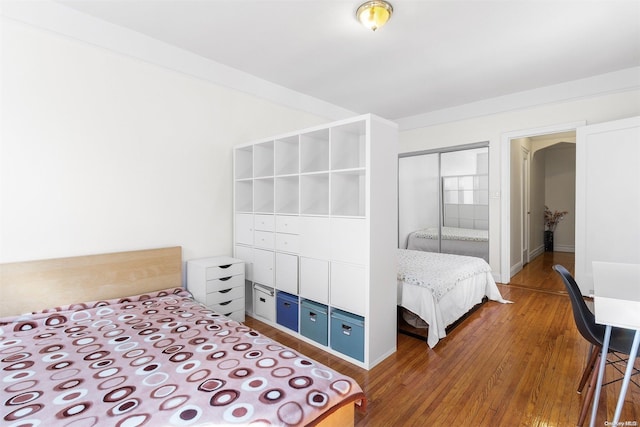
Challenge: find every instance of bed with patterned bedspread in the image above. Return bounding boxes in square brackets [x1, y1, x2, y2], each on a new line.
[397, 249, 510, 348]
[1, 287, 365, 426]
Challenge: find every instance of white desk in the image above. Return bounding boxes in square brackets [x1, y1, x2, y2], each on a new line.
[590, 262, 640, 427]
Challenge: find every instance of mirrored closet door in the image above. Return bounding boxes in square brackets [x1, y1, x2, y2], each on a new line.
[398, 144, 489, 262]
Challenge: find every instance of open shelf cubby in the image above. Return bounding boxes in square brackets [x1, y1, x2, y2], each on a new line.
[331, 121, 366, 171]
[235, 146, 253, 180]
[300, 129, 329, 174]
[253, 141, 274, 178]
[235, 180, 253, 212]
[300, 173, 329, 215]
[253, 178, 274, 213]
[275, 136, 299, 176]
[275, 176, 299, 214]
[331, 170, 366, 216]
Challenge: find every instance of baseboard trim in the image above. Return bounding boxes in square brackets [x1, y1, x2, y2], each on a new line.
[553, 245, 575, 253]
[510, 261, 523, 277]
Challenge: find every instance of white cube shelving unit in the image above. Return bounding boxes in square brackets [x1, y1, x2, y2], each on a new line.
[232, 114, 398, 370]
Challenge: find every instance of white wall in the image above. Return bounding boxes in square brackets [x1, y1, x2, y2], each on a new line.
[544, 143, 576, 251]
[399, 89, 640, 279]
[0, 18, 327, 264]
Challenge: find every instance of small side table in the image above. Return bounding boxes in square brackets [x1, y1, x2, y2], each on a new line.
[187, 256, 245, 322]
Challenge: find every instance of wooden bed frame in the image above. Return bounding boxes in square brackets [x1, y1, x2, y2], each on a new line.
[0, 246, 182, 317]
[0, 246, 356, 426]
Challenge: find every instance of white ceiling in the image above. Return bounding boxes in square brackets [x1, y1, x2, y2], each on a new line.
[51, 0, 640, 121]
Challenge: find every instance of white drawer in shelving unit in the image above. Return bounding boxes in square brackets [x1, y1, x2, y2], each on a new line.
[299, 257, 329, 304]
[330, 217, 367, 264]
[254, 214, 275, 231]
[235, 214, 254, 245]
[234, 245, 253, 282]
[275, 252, 298, 295]
[275, 233, 299, 253]
[254, 231, 275, 249]
[205, 275, 244, 293]
[253, 249, 274, 287]
[299, 216, 331, 259]
[276, 215, 299, 234]
[330, 262, 366, 315]
[205, 263, 244, 280]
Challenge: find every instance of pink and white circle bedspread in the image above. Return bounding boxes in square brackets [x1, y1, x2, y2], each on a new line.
[1, 288, 365, 426]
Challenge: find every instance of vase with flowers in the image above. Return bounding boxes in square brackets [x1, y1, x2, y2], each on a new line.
[544, 206, 568, 252]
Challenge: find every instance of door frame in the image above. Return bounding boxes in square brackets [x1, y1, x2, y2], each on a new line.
[500, 121, 585, 284]
[521, 146, 530, 266]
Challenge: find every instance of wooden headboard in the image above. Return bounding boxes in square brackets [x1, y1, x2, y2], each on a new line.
[0, 246, 182, 317]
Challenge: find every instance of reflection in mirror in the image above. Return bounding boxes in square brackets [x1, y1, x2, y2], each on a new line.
[398, 145, 489, 262]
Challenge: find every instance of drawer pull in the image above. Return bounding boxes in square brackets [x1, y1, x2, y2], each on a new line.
[219, 264, 232, 269]
[219, 276, 232, 281]
[309, 312, 317, 322]
[342, 324, 352, 336]
[219, 288, 232, 294]
[219, 300, 232, 306]
[283, 302, 291, 308]
[259, 297, 266, 303]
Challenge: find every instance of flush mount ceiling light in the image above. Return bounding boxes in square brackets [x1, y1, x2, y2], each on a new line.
[356, 0, 393, 31]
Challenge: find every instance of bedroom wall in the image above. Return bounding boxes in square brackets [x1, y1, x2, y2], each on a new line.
[398, 89, 640, 279]
[0, 17, 328, 264]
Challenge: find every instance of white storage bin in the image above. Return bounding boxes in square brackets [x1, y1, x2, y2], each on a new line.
[253, 284, 275, 322]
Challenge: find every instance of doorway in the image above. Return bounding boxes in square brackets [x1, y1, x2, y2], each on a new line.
[500, 121, 583, 284]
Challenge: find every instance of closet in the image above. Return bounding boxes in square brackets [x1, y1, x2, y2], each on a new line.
[398, 144, 489, 262]
[233, 114, 398, 369]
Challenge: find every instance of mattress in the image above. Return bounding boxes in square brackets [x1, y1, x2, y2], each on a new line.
[396, 249, 510, 347]
[0, 287, 365, 426]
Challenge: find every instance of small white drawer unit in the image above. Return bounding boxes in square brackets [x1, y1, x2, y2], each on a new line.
[187, 256, 245, 322]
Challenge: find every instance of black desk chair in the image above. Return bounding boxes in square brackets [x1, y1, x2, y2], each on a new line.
[553, 264, 638, 426]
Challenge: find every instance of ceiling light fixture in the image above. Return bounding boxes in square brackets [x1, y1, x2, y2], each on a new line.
[356, 0, 393, 32]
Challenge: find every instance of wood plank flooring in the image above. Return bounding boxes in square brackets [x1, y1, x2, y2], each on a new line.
[243, 252, 639, 426]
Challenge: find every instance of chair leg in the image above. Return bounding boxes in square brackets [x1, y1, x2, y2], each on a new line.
[578, 352, 601, 427]
[578, 345, 600, 394]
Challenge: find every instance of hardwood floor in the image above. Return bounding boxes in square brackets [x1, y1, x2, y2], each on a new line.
[243, 251, 639, 426]
[510, 251, 575, 295]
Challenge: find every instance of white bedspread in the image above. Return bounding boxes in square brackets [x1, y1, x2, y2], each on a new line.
[397, 249, 511, 347]
[397, 249, 491, 300]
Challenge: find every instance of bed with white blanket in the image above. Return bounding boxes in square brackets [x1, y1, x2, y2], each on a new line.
[406, 227, 489, 262]
[396, 249, 509, 347]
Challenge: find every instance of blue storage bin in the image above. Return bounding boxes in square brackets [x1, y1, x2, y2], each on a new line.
[276, 291, 299, 332]
[300, 299, 328, 346]
[330, 309, 365, 362]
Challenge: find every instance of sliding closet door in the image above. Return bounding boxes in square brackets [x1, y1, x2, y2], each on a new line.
[398, 153, 439, 249]
[441, 148, 489, 261]
[399, 144, 489, 262]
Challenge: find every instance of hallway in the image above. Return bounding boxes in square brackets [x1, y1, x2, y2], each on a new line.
[508, 251, 575, 294]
